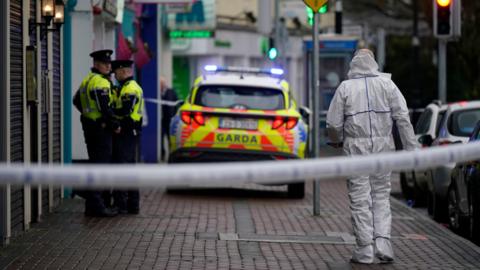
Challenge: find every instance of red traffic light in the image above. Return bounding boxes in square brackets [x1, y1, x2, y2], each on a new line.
[436, 0, 451, 7]
[436, 0, 452, 36]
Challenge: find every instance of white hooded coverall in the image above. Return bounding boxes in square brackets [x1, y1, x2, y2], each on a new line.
[326, 50, 417, 263]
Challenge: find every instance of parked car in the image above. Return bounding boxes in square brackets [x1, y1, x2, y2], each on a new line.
[400, 101, 447, 205]
[168, 66, 309, 198]
[425, 101, 480, 221]
[448, 120, 480, 243]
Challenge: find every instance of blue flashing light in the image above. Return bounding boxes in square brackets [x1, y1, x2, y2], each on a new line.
[270, 68, 284, 76]
[204, 65, 218, 72]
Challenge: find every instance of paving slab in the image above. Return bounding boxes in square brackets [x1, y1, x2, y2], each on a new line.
[0, 176, 479, 269]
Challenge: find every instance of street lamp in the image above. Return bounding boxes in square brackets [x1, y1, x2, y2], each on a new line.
[53, 0, 65, 26]
[29, 0, 65, 39]
[41, 0, 55, 25]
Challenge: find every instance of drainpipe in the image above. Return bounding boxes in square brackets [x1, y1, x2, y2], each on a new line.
[63, 0, 77, 165]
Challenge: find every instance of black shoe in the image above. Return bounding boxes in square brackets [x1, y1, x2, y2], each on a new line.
[128, 208, 139, 215]
[85, 207, 118, 217]
[111, 205, 128, 214]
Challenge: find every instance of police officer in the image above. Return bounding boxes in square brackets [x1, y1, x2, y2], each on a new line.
[111, 59, 144, 214]
[160, 77, 179, 161]
[73, 49, 119, 217]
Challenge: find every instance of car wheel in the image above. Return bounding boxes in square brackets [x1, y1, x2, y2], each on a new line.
[471, 182, 480, 244]
[429, 189, 448, 222]
[288, 182, 305, 199]
[412, 180, 427, 207]
[400, 173, 414, 200]
[427, 191, 433, 215]
[447, 185, 469, 236]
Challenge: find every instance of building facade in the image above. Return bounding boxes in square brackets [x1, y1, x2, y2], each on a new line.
[0, 0, 64, 245]
[68, 0, 124, 161]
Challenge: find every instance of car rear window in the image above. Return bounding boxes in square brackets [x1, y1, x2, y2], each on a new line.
[448, 109, 480, 137]
[194, 85, 285, 110]
[415, 109, 433, 134]
[435, 111, 446, 137]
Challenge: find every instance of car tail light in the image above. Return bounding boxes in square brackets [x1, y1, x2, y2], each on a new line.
[286, 117, 298, 129]
[193, 112, 205, 125]
[181, 111, 205, 125]
[181, 111, 192, 124]
[272, 116, 298, 130]
[272, 116, 284, 129]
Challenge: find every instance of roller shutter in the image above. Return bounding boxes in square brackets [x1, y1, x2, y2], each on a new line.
[52, 31, 61, 163]
[29, 0, 40, 224]
[52, 31, 61, 207]
[41, 35, 48, 164]
[10, 0, 24, 236]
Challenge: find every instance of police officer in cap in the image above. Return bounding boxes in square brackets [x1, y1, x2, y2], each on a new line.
[73, 49, 119, 217]
[111, 59, 144, 214]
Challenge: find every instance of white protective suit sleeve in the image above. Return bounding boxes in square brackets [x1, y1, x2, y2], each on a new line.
[326, 82, 345, 143]
[388, 83, 418, 151]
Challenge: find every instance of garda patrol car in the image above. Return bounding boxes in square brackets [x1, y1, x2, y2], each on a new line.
[168, 66, 309, 198]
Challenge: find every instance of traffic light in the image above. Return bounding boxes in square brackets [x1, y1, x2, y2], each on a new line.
[306, 3, 328, 26]
[434, 0, 452, 37]
[268, 37, 278, 60]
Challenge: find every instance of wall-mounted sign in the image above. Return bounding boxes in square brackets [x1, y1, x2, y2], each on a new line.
[214, 40, 231, 48]
[168, 0, 216, 30]
[26, 46, 37, 103]
[169, 30, 214, 38]
[165, 3, 192, 13]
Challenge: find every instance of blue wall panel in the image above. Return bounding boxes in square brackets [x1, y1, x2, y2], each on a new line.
[140, 5, 158, 163]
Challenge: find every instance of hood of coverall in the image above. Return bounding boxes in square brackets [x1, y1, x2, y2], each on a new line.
[347, 50, 383, 79]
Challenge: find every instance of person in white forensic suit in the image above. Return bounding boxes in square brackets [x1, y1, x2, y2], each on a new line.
[326, 49, 418, 264]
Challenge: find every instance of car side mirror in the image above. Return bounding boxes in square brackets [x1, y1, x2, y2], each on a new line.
[418, 134, 433, 147]
[299, 106, 311, 124]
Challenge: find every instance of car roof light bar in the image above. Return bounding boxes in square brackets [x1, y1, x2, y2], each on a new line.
[203, 65, 284, 77]
[270, 68, 284, 75]
[204, 65, 218, 72]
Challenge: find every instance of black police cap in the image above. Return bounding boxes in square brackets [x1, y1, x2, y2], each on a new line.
[90, 49, 113, 62]
[111, 60, 134, 71]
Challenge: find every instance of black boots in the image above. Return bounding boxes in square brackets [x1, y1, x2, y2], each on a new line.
[85, 207, 119, 217]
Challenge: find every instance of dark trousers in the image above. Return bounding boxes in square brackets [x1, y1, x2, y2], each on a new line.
[80, 117, 112, 214]
[112, 129, 140, 213]
[161, 125, 171, 161]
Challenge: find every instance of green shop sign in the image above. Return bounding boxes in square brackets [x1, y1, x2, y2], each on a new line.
[169, 30, 214, 39]
[214, 40, 231, 48]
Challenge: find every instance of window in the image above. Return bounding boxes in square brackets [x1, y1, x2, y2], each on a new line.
[195, 85, 285, 110]
[436, 111, 446, 137]
[448, 109, 480, 137]
[415, 109, 433, 135]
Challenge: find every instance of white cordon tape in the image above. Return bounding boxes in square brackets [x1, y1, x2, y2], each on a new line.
[144, 98, 183, 107]
[1, 141, 480, 188]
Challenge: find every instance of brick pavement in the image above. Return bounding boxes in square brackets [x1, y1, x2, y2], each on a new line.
[0, 177, 479, 269]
